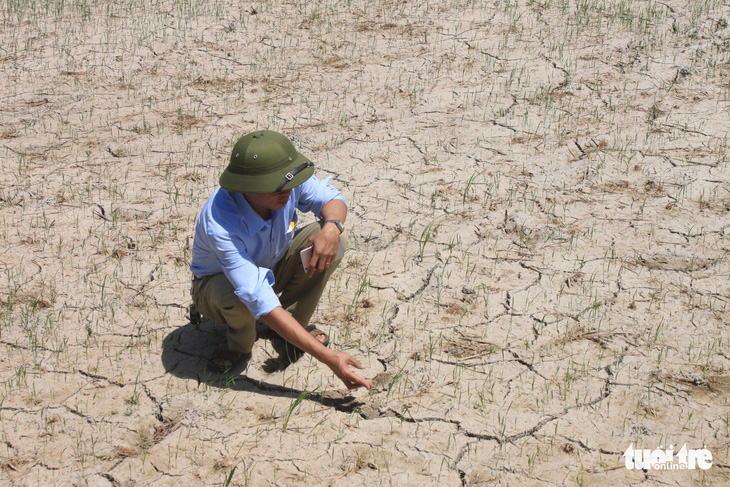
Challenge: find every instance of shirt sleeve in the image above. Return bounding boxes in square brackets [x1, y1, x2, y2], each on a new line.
[296, 175, 347, 217]
[207, 229, 282, 319]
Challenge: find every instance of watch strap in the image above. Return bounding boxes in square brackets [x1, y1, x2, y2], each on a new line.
[325, 219, 344, 233]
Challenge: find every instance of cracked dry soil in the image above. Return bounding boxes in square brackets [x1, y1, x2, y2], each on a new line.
[2, 1, 730, 486]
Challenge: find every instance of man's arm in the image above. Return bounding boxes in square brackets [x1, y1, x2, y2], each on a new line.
[320, 198, 347, 224]
[260, 307, 372, 390]
[306, 198, 347, 277]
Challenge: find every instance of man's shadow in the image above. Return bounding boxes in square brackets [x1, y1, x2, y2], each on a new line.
[160, 314, 362, 410]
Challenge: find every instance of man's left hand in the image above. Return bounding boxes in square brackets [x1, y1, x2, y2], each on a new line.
[306, 224, 340, 277]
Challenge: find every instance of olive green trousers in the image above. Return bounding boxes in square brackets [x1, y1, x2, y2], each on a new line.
[191, 222, 346, 354]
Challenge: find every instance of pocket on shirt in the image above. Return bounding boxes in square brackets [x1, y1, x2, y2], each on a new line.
[286, 212, 298, 236]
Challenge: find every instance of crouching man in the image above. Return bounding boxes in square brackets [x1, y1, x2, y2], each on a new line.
[190, 130, 371, 390]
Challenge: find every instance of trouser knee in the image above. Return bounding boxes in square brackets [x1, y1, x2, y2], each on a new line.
[191, 274, 256, 353]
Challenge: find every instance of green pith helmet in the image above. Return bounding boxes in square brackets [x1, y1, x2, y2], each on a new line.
[219, 130, 315, 194]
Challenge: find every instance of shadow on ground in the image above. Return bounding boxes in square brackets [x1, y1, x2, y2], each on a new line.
[161, 318, 364, 413]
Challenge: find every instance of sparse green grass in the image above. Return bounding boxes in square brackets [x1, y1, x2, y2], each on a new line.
[1, 0, 729, 485]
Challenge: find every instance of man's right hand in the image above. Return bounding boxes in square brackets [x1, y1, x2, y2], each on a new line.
[325, 351, 372, 390]
[261, 307, 372, 390]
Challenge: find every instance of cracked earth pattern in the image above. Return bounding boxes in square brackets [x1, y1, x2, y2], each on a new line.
[1, 0, 730, 485]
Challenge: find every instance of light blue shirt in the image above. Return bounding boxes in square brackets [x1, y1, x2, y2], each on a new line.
[190, 175, 345, 318]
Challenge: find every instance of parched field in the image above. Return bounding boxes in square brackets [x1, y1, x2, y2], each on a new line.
[1, 0, 730, 485]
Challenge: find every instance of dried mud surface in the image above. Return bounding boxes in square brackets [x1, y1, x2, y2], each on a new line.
[1, 1, 730, 485]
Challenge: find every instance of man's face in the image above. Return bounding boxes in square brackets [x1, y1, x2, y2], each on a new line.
[244, 189, 293, 215]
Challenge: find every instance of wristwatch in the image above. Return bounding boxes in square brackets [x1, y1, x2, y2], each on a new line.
[325, 219, 344, 234]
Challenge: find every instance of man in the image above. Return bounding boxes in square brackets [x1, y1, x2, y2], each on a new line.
[190, 130, 371, 390]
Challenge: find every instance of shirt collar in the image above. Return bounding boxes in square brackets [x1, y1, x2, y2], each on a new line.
[230, 191, 268, 234]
